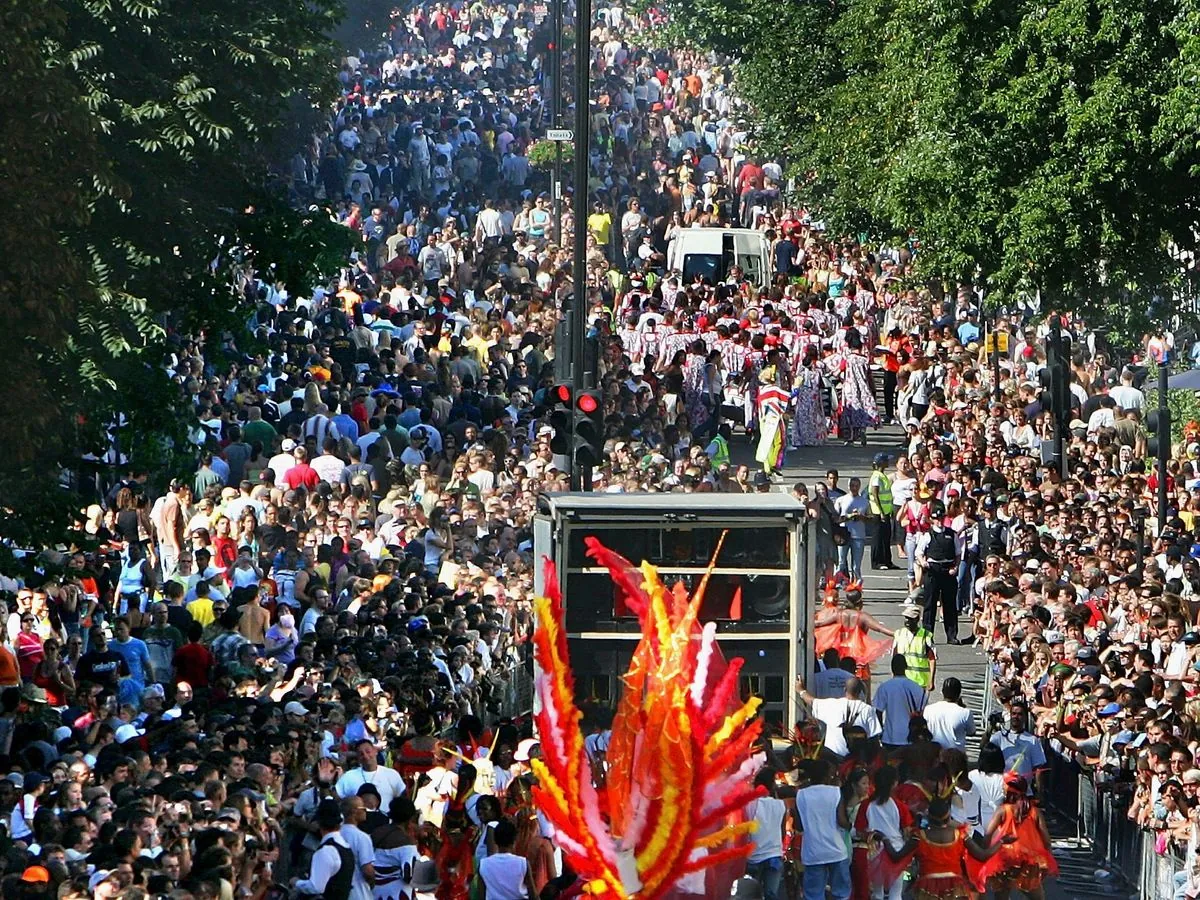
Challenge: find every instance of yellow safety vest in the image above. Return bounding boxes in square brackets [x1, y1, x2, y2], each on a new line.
[894, 626, 932, 688]
[708, 434, 730, 469]
[869, 470, 893, 515]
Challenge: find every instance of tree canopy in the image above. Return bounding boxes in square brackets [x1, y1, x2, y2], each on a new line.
[0, 0, 349, 546]
[666, 0, 1200, 320]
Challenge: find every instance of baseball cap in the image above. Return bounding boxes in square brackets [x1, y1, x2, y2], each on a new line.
[115, 723, 144, 744]
[284, 701, 309, 717]
[20, 867, 50, 884]
[89, 871, 118, 892]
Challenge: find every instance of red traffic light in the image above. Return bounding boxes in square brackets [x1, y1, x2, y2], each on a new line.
[576, 393, 599, 414]
[554, 384, 572, 404]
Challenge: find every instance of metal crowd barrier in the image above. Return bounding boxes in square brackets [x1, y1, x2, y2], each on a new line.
[489, 655, 534, 720]
[981, 660, 1189, 896]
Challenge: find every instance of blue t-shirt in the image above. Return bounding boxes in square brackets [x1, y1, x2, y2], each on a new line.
[111, 637, 151, 686]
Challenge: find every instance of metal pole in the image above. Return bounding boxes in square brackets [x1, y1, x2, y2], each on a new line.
[991, 317, 1002, 399]
[551, 0, 563, 247]
[570, 0, 592, 491]
[1051, 318, 1067, 480]
[1158, 361, 1170, 529]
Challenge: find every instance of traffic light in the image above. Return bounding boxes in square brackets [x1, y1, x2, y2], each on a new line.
[547, 382, 573, 456]
[573, 389, 604, 468]
[1038, 323, 1073, 425]
[1037, 366, 1056, 418]
[1148, 407, 1170, 459]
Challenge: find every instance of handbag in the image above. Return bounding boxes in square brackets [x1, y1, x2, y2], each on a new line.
[832, 523, 850, 546]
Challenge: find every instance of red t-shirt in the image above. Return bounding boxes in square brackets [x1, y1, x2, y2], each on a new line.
[173, 642, 214, 688]
[283, 463, 320, 492]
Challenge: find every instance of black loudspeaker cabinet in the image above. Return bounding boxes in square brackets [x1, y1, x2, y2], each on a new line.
[534, 493, 813, 729]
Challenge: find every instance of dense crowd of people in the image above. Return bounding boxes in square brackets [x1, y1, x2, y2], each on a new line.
[3, 0, 1198, 896]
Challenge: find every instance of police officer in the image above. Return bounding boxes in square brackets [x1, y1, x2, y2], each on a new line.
[916, 500, 962, 644]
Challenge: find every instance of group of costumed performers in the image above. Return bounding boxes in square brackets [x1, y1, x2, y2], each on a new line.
[444, 536, 1058, 900]
[814, 579, 895, 687]
[768, 744, 1057, 900]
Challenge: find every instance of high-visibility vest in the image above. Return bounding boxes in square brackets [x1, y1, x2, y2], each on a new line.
[708, 434, 730, 469]
[894, 626, 932, 688]
[869, 470, 893, 515]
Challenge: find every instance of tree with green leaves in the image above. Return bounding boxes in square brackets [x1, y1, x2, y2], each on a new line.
[0, 0, 351, 548]
[666, 0, 1200, 328]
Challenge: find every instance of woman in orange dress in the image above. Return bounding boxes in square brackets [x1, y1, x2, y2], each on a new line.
[975, 774, 1058, 900]
[892, 797, 1007, 900]
[813, 583, 893, 684]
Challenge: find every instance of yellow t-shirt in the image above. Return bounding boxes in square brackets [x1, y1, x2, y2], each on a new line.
[465, 335, 490, 366]
[187, 598, 215, 627]
[587, 212, 613, 245]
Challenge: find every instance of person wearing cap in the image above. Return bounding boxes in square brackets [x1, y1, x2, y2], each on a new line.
[292, 798, 357, 899]
[89, 868, 122, 899]
[867, 454, 896, 569]
[891, 599, 936, 690]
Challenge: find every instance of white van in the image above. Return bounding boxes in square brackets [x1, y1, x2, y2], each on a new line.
[665, 227, 772, 289]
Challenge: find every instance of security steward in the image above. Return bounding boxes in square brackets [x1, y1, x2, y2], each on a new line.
[892, 598, 937, 689]
[868, 453, 896, 569]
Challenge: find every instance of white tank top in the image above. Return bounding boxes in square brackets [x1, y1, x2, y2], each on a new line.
[119, 560, 145, 595]
[231, 566, 259, 589]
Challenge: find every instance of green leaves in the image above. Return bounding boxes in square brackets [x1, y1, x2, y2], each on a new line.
[0, 0, 346, 545]
[669, 0, 1200, 316]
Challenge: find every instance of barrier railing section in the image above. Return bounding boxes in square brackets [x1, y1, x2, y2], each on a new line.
[982, 653, 1189, 894]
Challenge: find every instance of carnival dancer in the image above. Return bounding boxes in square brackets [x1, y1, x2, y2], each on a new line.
[859, 766, 913, 900]
[829, 329, 878, 446]
[814, 582, 893, 686]
[755, 365, 790, 475]
[892, 798, 1008, 900]
[790, 345, 828, 448]
[975, 774, 1058, 900]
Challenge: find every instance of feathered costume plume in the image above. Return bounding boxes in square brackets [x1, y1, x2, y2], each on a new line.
[530, 535, 766, 898]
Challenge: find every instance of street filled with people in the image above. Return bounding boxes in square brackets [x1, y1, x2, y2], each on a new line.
[2, 0, 1199, 898]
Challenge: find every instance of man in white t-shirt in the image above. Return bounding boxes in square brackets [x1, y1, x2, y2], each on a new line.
[796, 676, 882, 758]
[478, 819, 538, 899]
[792, 760, 851, 900]
[745, 770, 787, 900]
[923, 677, 977, 751]
[335, 740, 407, 810]
[872, 656, 927, 747]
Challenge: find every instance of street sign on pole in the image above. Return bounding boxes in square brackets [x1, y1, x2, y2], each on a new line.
[546, 128, 574, 142]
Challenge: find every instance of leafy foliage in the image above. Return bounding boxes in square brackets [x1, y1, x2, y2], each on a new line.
[0, 0, 348, 545]
[528, 139, 575, 170]
[667, 0, 1200, 322]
